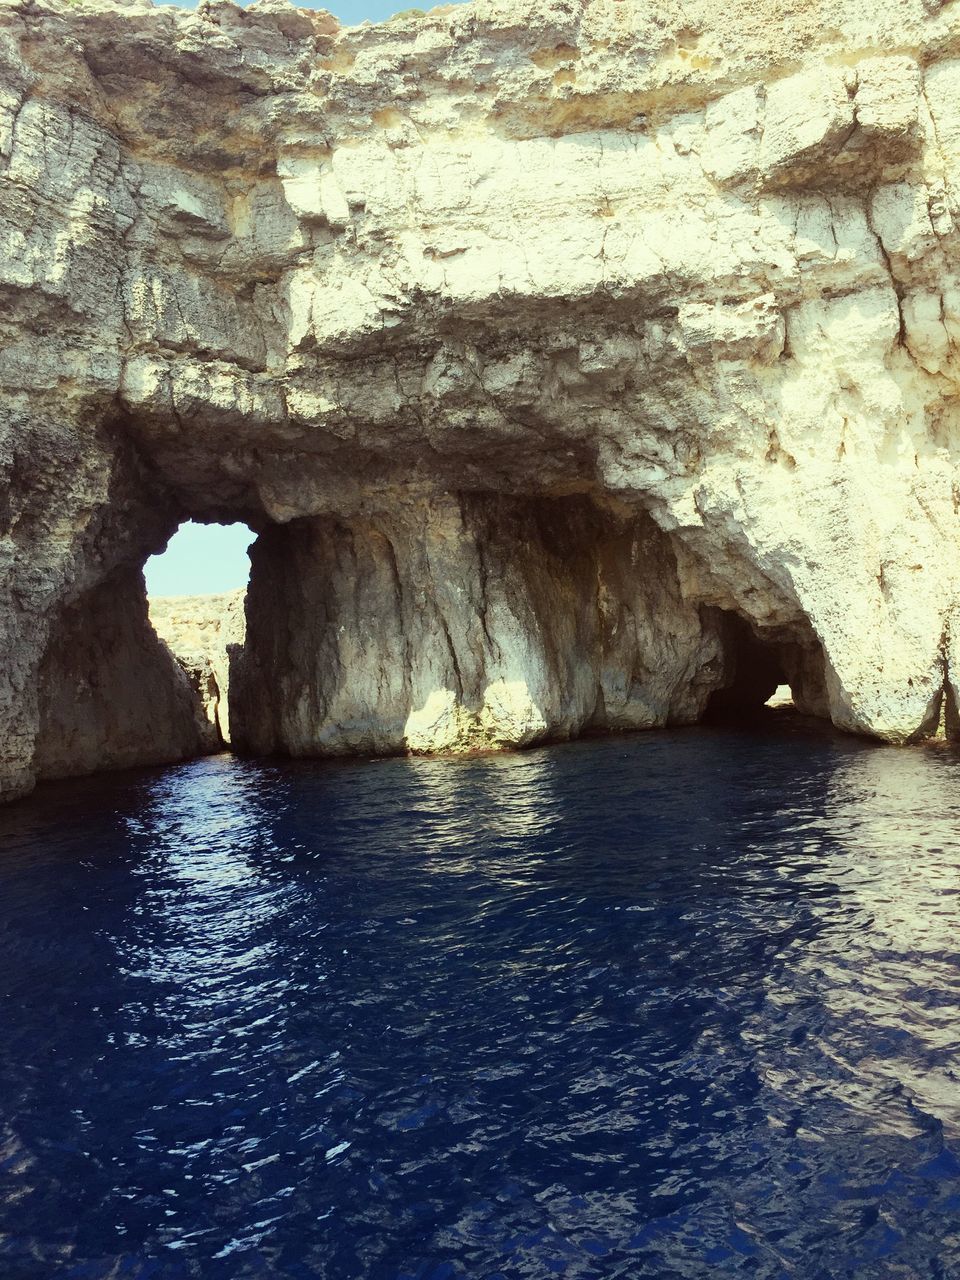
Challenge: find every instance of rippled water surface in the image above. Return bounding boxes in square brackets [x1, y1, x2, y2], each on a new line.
[2, 723, 960, 1278]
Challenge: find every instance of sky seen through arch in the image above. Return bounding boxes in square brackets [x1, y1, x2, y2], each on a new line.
[154, 0, 471, 23]
[146, 522, 255, 597]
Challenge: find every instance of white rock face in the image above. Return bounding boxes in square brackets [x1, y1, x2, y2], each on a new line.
[230, 498, 732, 757]
[3, 0, 960, 796]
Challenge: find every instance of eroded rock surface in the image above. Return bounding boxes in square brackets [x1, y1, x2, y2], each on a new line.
[232, 498, 731, 757]
[3, 0, 960, 797]
[35, 569, 214, 780]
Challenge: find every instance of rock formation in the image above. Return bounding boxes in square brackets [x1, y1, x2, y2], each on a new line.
[149, 589, 246, 746]
[231, 498, 734, 756]
[3, 0, 960, 799]
[36, 568, 215, 780]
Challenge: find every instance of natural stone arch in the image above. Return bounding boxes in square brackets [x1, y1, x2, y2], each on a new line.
[20, 482, 824, 795]
[4, 0, 960, 799]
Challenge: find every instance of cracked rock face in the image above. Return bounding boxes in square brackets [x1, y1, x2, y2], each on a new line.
[3, 0, 960, 799]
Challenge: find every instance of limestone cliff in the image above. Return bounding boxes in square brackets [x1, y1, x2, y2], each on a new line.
[3, 0, 960, 798]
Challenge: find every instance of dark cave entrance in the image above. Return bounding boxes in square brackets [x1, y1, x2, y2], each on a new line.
[703, 610, 822, 724]
[706, 612, 786, 719]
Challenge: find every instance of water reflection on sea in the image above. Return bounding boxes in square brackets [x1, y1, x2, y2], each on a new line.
[0, 721, 959, 1278]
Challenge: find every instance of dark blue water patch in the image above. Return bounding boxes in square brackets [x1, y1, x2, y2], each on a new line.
[1, 723, 960, 1279]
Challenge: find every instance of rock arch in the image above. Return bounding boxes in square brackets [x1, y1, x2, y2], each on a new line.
[3, 0, 960, 799]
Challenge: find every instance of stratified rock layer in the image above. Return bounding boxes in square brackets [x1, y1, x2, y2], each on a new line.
[3, 0, 960, 797]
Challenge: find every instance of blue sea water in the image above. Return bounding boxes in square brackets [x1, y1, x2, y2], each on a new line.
[1, 722, 960, 1279]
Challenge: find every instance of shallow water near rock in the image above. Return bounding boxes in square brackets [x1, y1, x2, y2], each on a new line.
[2, 722, 960, 1279]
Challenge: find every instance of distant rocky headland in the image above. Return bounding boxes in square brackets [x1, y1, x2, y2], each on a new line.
[3, 0, 960, 801]
[149, 590, 246, 749]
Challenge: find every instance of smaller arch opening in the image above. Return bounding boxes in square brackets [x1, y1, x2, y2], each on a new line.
[704, 611, 789, 723]
[146, 521, 254, 752]
[765, 683, 795, 709]
[701, 608, 830, 728]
